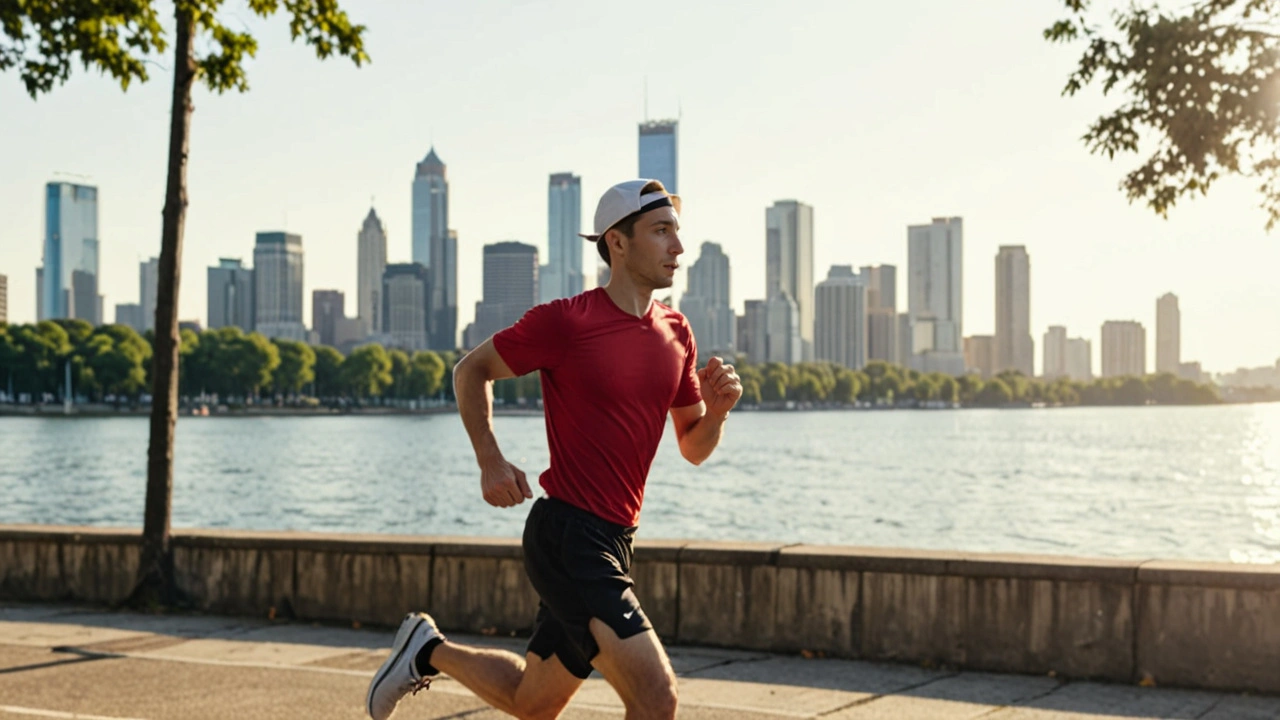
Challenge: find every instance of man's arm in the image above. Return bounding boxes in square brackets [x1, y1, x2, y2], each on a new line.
[453, 338, 533, 507]
[670, 402, 728, 466]
[670, 357, 742, 465]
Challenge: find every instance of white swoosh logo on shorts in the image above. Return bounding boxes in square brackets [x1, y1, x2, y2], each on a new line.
[623, 611, 635, 619]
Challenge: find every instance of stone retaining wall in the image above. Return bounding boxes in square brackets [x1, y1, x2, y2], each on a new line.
[1, 524, 1276, 694]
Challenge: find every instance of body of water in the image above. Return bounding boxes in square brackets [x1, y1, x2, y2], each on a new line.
[2, 404, 1278, 563]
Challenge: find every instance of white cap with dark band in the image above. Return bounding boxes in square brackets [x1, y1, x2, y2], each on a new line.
[579, 179, 682, 242]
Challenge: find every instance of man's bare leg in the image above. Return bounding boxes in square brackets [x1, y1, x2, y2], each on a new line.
[588, 619, 679, 720]
[431, 642, 583, 720]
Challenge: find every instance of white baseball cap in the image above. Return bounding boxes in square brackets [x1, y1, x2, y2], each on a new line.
[579, 179, 682, 242]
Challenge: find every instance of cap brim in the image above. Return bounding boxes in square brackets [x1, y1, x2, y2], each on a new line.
[579, 233, 601, 241]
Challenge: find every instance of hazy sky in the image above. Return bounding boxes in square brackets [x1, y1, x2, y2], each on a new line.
[2, 0, 1277, 374]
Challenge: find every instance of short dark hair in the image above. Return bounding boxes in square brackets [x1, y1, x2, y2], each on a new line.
[596, 180, 669, 267]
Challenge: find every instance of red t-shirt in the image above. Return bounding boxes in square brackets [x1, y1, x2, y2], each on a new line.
[492, 287, 702, 527]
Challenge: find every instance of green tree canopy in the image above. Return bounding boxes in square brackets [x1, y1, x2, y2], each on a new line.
[1047, 0, 1280, 228]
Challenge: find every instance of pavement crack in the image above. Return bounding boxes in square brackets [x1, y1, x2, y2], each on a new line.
[971, 678, 1070, 718]
[1194, 695, 1225, 719]
[814, 671, 961, 717]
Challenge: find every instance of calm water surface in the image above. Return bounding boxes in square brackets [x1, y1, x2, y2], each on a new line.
[2, 404, 1278, 562]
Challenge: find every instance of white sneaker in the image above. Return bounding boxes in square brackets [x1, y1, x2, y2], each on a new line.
[366, 612, 445, 720]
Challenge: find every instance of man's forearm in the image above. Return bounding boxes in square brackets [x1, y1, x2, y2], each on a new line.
[679, 410, 729, 465]
[455, 362, 502, 464]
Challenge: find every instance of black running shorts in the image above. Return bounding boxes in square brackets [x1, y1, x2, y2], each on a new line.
[522, 496, 652, 679]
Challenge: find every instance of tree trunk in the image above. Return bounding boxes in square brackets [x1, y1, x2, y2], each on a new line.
[128, 5, 195, 608]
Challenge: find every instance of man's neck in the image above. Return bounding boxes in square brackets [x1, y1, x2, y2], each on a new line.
[604, 270, 654, 318]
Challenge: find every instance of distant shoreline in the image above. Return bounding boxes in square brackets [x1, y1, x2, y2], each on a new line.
[1, 399, 1276, 418]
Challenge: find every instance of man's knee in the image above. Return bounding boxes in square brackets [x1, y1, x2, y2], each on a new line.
[515, 691, 573, 720]
[629, 669, 678, 720]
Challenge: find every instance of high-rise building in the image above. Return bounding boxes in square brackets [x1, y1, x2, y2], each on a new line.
[412, 148, 446, 269]
[1043, 325, 1068, 379]
[412, 148, 456, 350]
[432, 229, 458, 349]
[680, 241, 735, 359]
[815, 266, 867, 370]
[382, 263, 430, 351]
[866, 309, 897, 364]
[739, 300, 769, 365]
[71, 270, 100, 325]
[897, 313, 913, 368]
[357, 208, 387, 338]
[907, 217, 963, 374]
[765, 200, 815, 360]
[115, 303, 143, 332]
[765, 292, 801, 364]
[860, 264, 897, 363]
[139, 257, 158, 332]
[312, 290, 344, 347]
[1156, 292, 1181, 374]
[638, 119, 678, 193]
[1101, 320, 1146, 378]
[40, 182, 100, 323]
[470, 242, 539, 347]
[1066, 337, 1093, 381]
[964, 335, 996, 378]
[542, 173, 583, 303]
[207, 258, 255, 331]
[253, 232, 305, 341]
[995, 245, 1033, 376]
[0, 273, 7, 323]
[860, 265, 896, 311]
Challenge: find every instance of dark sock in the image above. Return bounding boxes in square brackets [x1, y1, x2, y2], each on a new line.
[413, 637, 445, 677]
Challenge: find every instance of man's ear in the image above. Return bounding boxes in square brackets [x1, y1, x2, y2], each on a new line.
[606, 228, 626, 260]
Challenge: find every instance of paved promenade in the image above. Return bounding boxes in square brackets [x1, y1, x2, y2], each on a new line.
[1, 604, 1276, 720]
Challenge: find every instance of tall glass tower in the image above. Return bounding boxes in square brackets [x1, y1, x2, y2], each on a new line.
[638, 120, 678, 193]
[40, 182, 100, 323]
[543, 172, 582, 302]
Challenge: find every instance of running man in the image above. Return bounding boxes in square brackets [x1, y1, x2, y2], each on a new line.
[366, 179, 743, 720]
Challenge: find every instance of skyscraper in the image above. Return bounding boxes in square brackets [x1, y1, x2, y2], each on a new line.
[0, 273, 7, 323]
[1156, 293, 1181, 374]
[1066, 337, 1093, 381]
[963, 335, 996, 378]
[995, 245, 1033, 376]
[542, 173, 583, 303]
[412, 149, 446, 268]
[253, 232, 305, 340]
[382, 263, 430, 351]
[815, 266, 867, 370]
[680, 241, 735, 359]
[40, 182, 100, 323]
[766, 200, 815, 360]
[739, 300, 768, 365]
[207, 258, 255, 331]
[638, 119, 678, 193]
[1043, 325, 1068, 379]
[1102, 320, 1146, 378]
[115, 303, 143, 332]
[412, 148, 456, 350]
[312, 290, 345, 347]
[140, 257, 159, 332]
[860, 264, 897, 363]
[765, 292, 801, 364]
[357, 207, 387, 338]
[471, 242, 539, 346]
[907, 217, 964, 374]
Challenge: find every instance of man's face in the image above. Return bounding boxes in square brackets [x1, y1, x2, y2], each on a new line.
[617, 206, 683, 290]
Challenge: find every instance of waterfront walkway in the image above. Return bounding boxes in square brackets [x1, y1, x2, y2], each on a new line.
[1, 603, 1275, 720]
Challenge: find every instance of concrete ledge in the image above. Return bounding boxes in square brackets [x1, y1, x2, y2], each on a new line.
[2, 524, 1278, 694]
[1138, 560, 1280, 590]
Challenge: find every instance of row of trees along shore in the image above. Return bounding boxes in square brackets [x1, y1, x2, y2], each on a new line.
[1, 320, 1221, 409]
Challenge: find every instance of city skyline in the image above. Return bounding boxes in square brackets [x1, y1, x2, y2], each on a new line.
[2, 3, 1276, 373]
